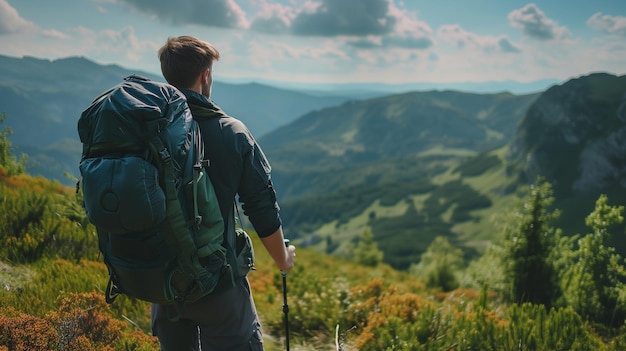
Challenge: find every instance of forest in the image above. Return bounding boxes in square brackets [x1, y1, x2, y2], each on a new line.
[2, 111, 626, 350]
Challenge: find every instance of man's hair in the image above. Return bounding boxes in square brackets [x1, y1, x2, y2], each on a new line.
[158, 36, 221, 88]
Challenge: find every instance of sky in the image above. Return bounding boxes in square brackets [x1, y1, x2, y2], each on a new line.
[1, 0, 625, 92]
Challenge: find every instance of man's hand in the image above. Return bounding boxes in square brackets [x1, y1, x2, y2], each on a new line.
[260, 226, 296, 271]
[282, 244, 296, 271]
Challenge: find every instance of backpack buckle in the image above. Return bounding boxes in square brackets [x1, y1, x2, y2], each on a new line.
[158, 148, 171, 162]
[194, 160, 210, 170]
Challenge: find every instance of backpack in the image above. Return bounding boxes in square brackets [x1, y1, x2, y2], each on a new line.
[77, 75, 239, 311]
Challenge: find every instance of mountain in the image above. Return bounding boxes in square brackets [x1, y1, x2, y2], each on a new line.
[261, 90, 539, 200]
[0, 54, 356, 183]
[224, 75, 560, 95]
[211, 82, 358, 136]
[508, 72, 626, 247]
[510, 73, 626, 196]
[259, 73, 626, 270]
[258, 90, 539, 268]
[3, 54, 625, 271]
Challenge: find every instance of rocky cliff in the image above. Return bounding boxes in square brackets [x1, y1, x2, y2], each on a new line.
[508, 73, 626, 197]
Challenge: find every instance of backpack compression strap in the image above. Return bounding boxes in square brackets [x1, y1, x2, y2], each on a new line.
[150, 136, 215, 300]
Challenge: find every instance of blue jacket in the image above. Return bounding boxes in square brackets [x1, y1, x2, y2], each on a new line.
[182, 89, 282, 241]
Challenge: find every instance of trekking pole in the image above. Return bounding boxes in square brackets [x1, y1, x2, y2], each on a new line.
[281, 239, 290, 351]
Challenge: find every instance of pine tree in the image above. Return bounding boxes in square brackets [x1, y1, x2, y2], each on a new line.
[410, 236, 463, 291]
[502, 179, 560, 307]
[0, 113, 27, 175]
[351, 228, 384, 267]
[562, 194, 626, 327]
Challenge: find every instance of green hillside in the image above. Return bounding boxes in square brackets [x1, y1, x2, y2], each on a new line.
[282, 146, 518, 269]
[3, 130, 626, 350]
[264, 74, 626, 271]
[264, 90, 538, 269]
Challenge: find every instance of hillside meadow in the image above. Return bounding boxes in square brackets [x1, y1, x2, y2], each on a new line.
[3, 116, 626, 349]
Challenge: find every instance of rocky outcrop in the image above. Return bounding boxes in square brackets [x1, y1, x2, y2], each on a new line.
[508, 73, 626, 196]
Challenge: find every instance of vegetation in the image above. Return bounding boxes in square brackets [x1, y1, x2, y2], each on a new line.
[348, 229, 384, 267]
[0, 113, 26, 176]
[561, 194, 626, 327]
[501, 179, 561, 307]
[7, 60, 625, 293]
[453, 152, 502, 177]
[409, 236, 463, 292]
[3, 113, 626, 350]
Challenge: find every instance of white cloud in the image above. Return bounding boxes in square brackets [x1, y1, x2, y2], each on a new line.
[250, 1, 296, 34]
[438, 24, 521, 53]
[0, 0, 623, 87]
[382, 2, 432, 49]
[230, 36, 352, 81]
[250, 0, 433, 50]
[290, 0, 397, 36]
[0, 0, 37, 34]
[18, 25, 161, 69]
[42, 29, 70, 40]
[117, 0, 248, 29]
[508, 3, 569, 41]
[497, 38, 521, 53]
[89, 26, 159, 62]
[587, 12, 626, 37]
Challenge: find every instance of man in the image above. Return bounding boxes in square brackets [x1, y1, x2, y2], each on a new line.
[152, 35, 296, 351]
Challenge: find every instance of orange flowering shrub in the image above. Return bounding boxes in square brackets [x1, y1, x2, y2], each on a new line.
[0, 311, 58, 351]
[46, 291, 124, 347]
[0, 292, 159, 351]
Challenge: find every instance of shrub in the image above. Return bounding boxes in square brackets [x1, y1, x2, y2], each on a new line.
[0, 310, 58, 351]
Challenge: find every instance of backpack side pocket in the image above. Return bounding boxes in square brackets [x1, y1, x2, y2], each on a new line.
[80, 156, 166, 233]
[235, 228, 255, 278]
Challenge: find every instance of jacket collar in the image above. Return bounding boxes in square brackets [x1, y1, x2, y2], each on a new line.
[180, 89, 228, 119]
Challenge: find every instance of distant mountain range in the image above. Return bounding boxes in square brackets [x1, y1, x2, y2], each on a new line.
[2, 54, 625, 270]
[263, 72, 626, 269]
[261, 90, 538, 199]
[0, 54, 361, 183]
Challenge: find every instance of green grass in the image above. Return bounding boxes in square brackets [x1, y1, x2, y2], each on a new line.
[292, 145, 519, 269]
[0, 262, 33, 292]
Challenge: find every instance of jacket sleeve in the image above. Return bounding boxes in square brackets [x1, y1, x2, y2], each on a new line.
[237, 129, 282, 238]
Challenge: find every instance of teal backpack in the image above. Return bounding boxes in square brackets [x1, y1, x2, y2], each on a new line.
[77, 75, 241, 311]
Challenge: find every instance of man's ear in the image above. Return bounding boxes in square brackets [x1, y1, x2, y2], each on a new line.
[202, 68, 210, 83]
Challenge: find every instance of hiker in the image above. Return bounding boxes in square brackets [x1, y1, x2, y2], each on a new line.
[151, 35, 296, 351]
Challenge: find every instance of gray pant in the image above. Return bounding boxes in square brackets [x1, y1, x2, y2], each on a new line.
[152, 278, 264, 351]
